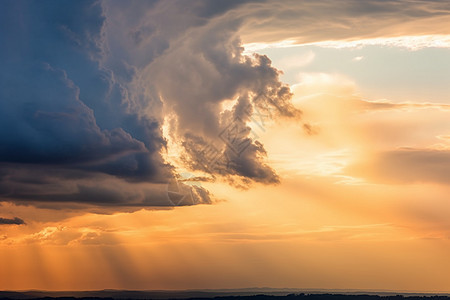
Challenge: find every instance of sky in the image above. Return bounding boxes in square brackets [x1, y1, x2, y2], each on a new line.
[0, 0, 450, 292]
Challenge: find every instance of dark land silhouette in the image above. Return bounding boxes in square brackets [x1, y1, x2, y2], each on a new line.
[1, 290, 449, 300]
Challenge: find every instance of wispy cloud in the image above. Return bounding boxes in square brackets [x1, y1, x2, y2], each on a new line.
[239, 0, 450, 46]
[0, 217, 25, 225]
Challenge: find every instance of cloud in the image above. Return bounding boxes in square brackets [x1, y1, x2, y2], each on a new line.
[308, 35, 450, 51]
[285, 71, 450, 187]
[238, 0, 450, 46]
[0, 0, 301, 209]
[347, 148, 450, 185]
[0, 0, 182, 208]
[0, 217, 25, 225]
[292, 74, 450, 167]
[7, 0, 449, 210]
[107, 1, 301, 185]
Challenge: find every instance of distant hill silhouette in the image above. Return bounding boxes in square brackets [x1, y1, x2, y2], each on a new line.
[1, 291, 450, 300]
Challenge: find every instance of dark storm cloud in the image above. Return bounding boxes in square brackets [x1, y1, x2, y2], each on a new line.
[0, 217, 25, 225]
[0, 0, 167, 181]
[0, 0, 300, 208]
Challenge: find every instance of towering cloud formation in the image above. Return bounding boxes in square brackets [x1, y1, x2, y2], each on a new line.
[0, 0, 299, 209]
[140, 3, 300, 184]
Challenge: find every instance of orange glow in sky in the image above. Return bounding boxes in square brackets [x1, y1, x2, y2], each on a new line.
[1, 0, 450, 293]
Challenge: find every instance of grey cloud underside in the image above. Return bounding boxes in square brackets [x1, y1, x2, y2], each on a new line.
[0, 0, 297, 208]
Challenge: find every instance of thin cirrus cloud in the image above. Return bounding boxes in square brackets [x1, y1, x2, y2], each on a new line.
[346, 148, 450, 185]
[286, 70, 450, 188]
[238, 0, 450, 46]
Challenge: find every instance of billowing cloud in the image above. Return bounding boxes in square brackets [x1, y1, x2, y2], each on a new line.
[0, 217, 25, 225]
[0, 0, 178, 208]
[132, 2, 301, 185]
[0, 0, 301, 208]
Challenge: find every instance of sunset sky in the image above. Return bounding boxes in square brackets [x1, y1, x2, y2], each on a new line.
[1, 0, 450, 292]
